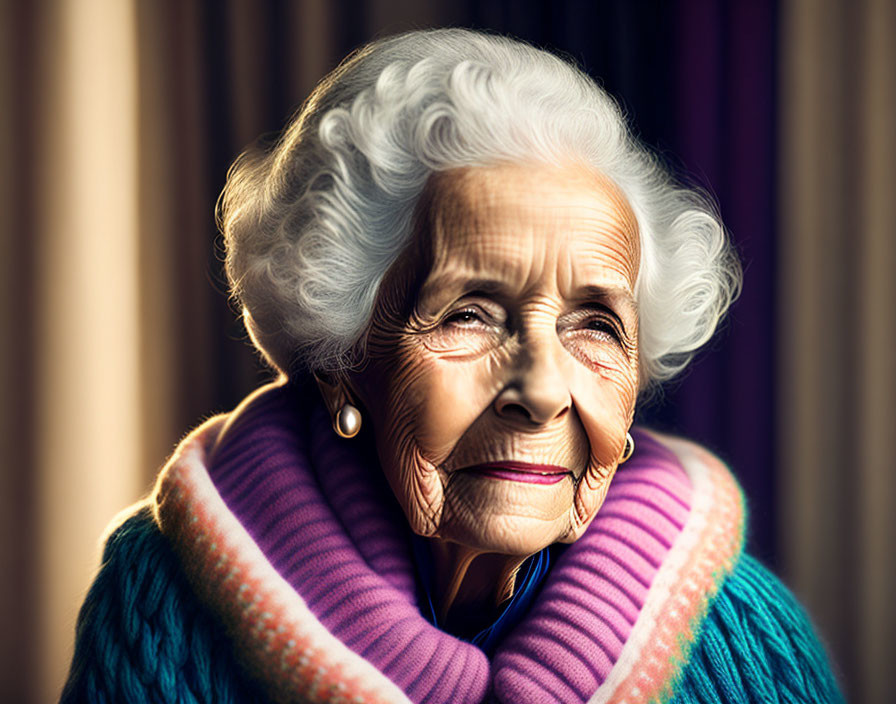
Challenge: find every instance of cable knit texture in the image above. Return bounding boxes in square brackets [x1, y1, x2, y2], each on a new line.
[59, 504, 261, 704]
[61, 383, 843, 703]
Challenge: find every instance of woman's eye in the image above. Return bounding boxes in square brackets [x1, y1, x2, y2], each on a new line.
[557, 307, 628, 362]
[558, 310, 629, 370]
[423, 302, 505, 356]
[444, 308, 487, 327]
[584, 317, 620, 340]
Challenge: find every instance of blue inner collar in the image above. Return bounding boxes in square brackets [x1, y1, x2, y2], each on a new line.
[410, 533, 559, 655]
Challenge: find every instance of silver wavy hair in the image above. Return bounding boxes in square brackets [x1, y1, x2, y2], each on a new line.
[220, 28, 741, 387]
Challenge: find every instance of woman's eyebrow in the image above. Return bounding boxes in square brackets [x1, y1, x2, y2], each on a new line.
[575, 285, 637, 315]
[418, 278, 638, 311]
[420, 275, 509, 300]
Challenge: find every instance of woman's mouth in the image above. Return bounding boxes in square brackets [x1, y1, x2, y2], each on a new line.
[461, 461, 571, 485]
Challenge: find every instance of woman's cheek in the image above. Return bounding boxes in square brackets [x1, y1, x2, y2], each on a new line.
[563, 466, 617, 542]
[572, 366, 636, 456]
[562, 367, 638, 542]
[370, 375, 445, 537]
[377, 346, 506, 538]
[562, 332, 632, 375]
[411, 352, 503, 462]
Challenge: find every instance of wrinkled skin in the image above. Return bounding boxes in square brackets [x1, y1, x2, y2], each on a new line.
[320, 163, 640, 624]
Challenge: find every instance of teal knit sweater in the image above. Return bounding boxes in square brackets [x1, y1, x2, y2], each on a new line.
[61, 507, 843, 703]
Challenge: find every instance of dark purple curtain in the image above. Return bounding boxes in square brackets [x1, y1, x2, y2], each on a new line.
[452, 0, 779, 564]
[664, 1, 779, 566]
[199, 0, 780, 563]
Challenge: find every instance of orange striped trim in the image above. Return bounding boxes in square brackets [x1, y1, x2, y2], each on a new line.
[591, 433, 746, 704]
[153, 417, 412, 704]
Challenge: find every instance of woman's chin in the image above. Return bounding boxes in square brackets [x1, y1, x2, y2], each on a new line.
[432, 473, 576, 555]
[438, 514, 568, 556]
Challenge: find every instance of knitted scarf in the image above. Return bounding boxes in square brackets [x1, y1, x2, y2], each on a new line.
[152, 382, 745, 704]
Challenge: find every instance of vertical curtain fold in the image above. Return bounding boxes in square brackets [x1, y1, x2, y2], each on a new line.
[672, 0, 779, 563]
[779, 1, 896, 701]
[854, 2, 896, 702]
[30, 1, 142, 702]
[0, 1, 39, 701]
[136, 0, 218, 480]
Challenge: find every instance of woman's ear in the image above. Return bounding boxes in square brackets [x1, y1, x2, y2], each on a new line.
[313, 372, 351, 418]
[315, 372, 364, 439]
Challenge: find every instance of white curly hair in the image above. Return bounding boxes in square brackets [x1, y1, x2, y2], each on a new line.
[220, 28, 741, 388]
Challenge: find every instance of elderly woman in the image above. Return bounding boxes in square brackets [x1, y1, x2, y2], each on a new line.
[63, 29, 841, 704]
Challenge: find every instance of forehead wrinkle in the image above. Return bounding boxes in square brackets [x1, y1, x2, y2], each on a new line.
[420, 211, 539, 307]
[419, 163, 640, 310]
[425, 177, 547, 301]
[566, 233, 638, 292]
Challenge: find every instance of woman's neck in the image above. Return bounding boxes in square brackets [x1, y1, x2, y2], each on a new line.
[428, 540, 529, 636]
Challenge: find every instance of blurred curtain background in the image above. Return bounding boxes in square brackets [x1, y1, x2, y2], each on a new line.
[1, 1, 892, 702]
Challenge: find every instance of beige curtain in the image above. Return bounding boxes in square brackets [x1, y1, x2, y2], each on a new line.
[779, 0, 896, 702]
[10, 2, 144, 702]
[0, 1, 140, 702]
[1, 3, 459, 702]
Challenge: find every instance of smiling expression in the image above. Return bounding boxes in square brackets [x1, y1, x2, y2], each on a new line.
[350, 162, 641, 557]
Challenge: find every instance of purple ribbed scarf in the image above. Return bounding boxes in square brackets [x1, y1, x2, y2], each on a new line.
[207, 383, 692, 703]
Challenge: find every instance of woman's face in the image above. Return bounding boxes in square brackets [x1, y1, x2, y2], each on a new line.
[351, 163, 640, 556]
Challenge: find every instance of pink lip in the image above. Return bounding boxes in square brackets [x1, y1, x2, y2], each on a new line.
[462, 461, 571, 485]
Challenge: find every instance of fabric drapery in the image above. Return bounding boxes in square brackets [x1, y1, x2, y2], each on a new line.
[779, 2, 896, 702]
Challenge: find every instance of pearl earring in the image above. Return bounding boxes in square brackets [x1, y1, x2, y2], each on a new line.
[334, 403, 362, 438]
[619, 432, 635, 464]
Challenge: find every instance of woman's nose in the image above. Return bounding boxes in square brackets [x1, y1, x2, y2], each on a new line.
[494, 341, 571, 425]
